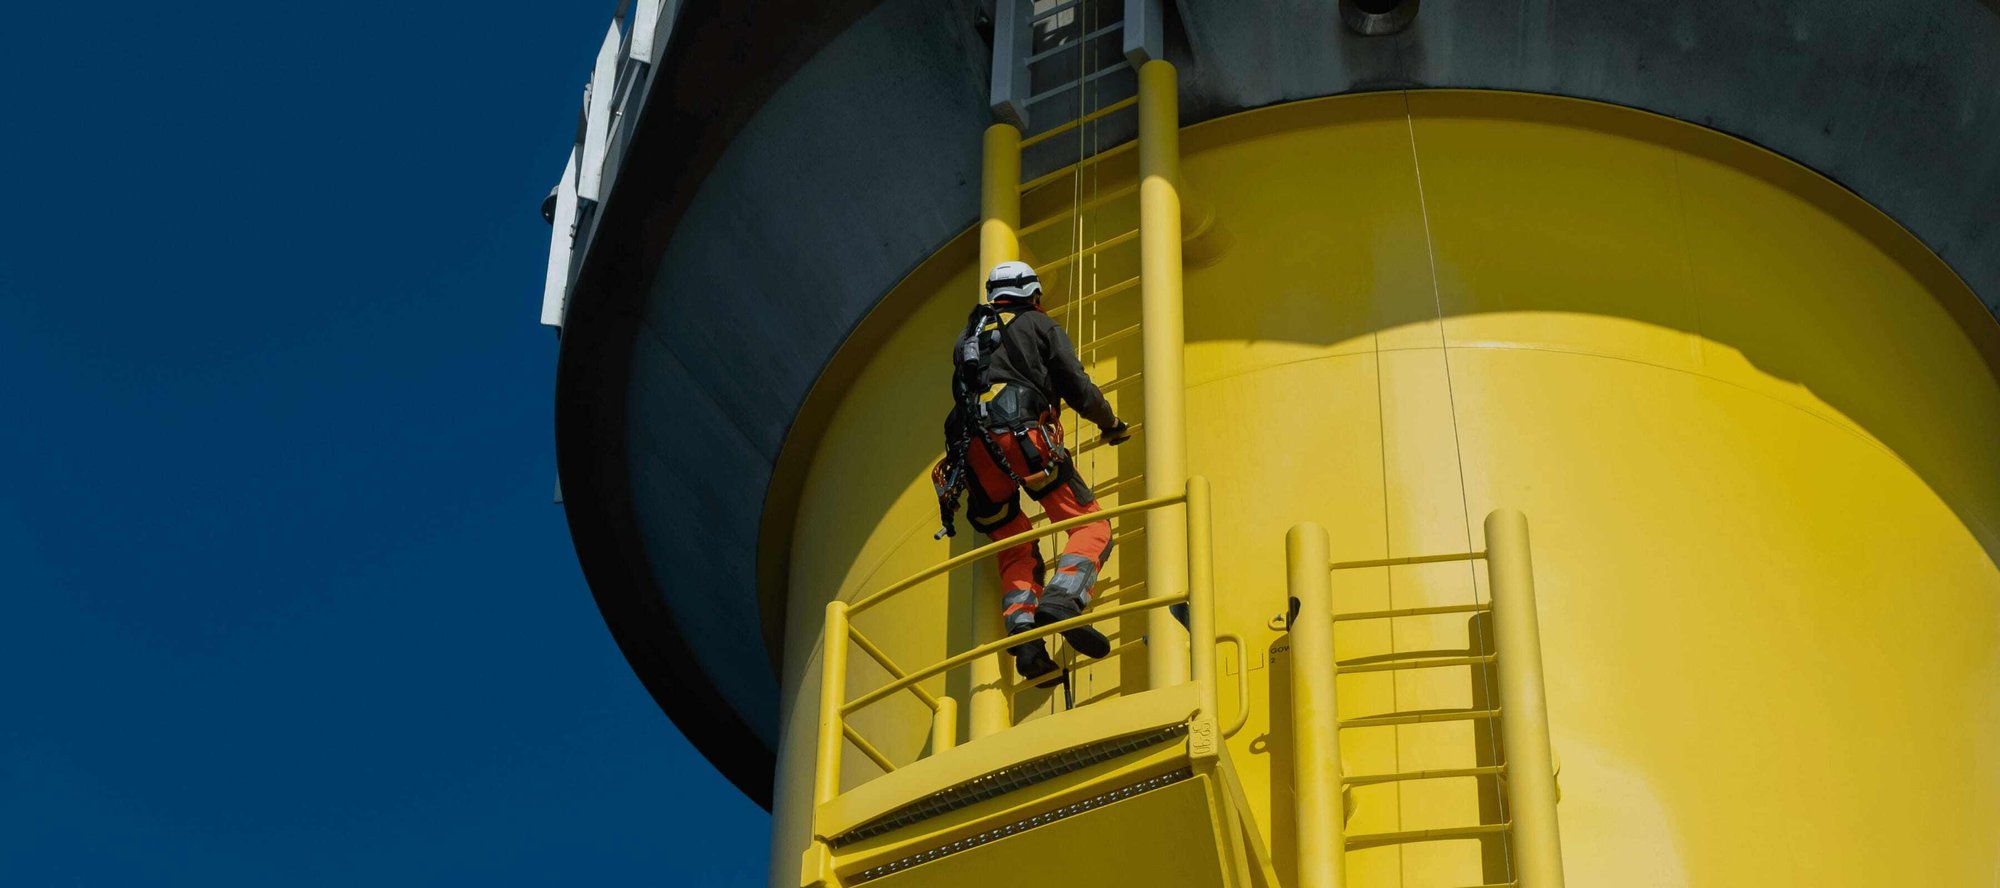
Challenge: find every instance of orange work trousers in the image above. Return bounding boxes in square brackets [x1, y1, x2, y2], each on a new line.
[964, 422, 1112, 633]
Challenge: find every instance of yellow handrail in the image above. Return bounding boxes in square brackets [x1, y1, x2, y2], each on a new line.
[1216, 632, 1251, 739]
[846, 626, 940, 712]
[843, 593, 1186, 716]
[811, 476, 1217, 813]
[842, 724, 897, 774]
[846, 490, 1185, 616]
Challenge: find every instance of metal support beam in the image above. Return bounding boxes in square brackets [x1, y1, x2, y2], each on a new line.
[1485, 510, 1566, 888]
[1287, 523, 1347, 888]
[988, 0, 1032, 128]
[1123, 0, 1164, 64]
[576, 22, 623, 204]
[1137, 60, 1190, 690]
[539, 148, 580, 329]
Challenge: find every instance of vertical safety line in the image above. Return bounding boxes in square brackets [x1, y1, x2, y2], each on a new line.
[1402, 90, 1516, 883]
[1368, 327, 1407, 868]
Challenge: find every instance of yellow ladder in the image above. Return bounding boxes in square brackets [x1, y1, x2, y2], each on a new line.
[975, 54, 1191, 730]
[1286, 511, 1566, 888]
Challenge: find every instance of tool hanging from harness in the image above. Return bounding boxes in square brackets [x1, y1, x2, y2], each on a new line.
[932, 302, 1068, 539]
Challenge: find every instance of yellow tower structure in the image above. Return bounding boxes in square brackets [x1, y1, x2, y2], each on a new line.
[541, 4, 2000, 886]
[767, 84, 2000, 887]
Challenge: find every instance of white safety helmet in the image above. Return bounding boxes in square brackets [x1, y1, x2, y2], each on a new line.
[985, 260, 1043, 305]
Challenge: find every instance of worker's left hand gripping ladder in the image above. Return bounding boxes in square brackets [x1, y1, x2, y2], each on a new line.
[801, 477, 1273, 888]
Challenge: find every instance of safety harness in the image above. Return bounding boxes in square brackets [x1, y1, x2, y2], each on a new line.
[933, 301, 1067, 539]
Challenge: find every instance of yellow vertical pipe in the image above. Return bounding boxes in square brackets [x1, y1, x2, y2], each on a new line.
[1286, 523, 1347, 888]
[1485, 510, 1566, 888]
[813, 600, 850, 808]
[969, 124, 1021, 739]
[1184, 477, 1220, 724]
[930, 696, 958, 754]
[1137, 59, 1190, 689]
[979, 123, 1022, 282]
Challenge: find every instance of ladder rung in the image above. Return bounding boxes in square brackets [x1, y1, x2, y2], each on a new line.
[1020, 140, 1137, 193]
[1026, 59, 1134, 106]
[1098, 371, 1142, 393]
[1031, 0, 1085, 23]
[1024, 22, 1126, 65]
[1075, 420, 1139, 454]
[1078, 323, 1141, 352]
[1332, 602, 1490, 623]
[1330, 550, 1486, 571]
[1019, 184, 1139, 237]
[1345, 822, 1510, 849]
[1020, 96, 1137, 151]
[1340, 707, 1501, 729]
[1044, 273, 1139, 317]
[1343, 765, 1505, 787]
[1336, 653, 1497, 675]
[1038, 228, 1138, 272]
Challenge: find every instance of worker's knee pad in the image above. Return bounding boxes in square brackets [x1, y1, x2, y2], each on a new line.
[1043, 554, 1099, 610]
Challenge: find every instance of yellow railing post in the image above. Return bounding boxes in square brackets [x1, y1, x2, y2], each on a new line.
[814, 600, 851, 808]
[931, 695, 958, 753]
[969, 122, 1021, 740]
[1286, 522, 1346, 888]
[1485, 510, 1566, 888]
[1138, 59, 1190, 691]
[1185, 476, 1220, 729]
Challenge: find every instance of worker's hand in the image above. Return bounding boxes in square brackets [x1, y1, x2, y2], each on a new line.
[1101, 420, 1133, 446]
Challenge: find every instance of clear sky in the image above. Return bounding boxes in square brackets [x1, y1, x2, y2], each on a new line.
[1, 3, 771, 884]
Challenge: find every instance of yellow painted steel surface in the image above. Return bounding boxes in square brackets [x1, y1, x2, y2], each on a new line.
[767, 91, 2000, 886]
[1139, 60, 1194, 691]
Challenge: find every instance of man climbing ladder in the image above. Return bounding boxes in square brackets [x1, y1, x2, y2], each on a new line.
[934, 261, 1134, 686]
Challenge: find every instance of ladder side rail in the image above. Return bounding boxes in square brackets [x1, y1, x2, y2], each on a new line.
[1286, 522, 1347, 888]
[1137, 58, 1191, 692]
[1121, 0, 1164, 64]
[988, 0, 1033, 128]
[1485, 510, 1566, 888]
[971, 120, 1023, 740]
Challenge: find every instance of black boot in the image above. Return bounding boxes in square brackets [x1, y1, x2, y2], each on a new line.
[1009, 635, 1066, 688]
[1034, 588, 1111, 660]
[1034, 556, 1111, 658]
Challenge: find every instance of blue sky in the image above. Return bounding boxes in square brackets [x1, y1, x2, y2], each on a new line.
[1, 3, 770, 884]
